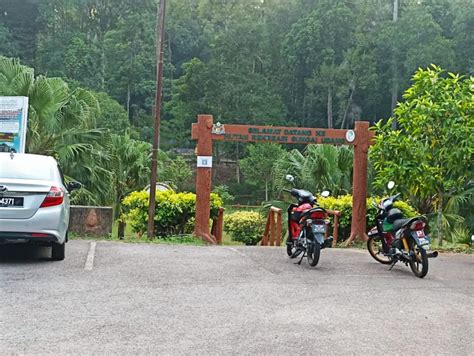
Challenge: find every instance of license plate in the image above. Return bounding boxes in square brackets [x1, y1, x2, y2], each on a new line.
[0, 197, 24, 207]
[312, 224, 326, 234]
[418, 238, 429, 244]
[416, 230, 425, 238]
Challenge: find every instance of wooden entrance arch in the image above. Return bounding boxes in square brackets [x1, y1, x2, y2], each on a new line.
[191, 115, 374, 245]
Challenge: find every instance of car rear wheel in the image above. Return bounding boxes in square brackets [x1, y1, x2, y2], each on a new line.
[51, 242, 65, 261]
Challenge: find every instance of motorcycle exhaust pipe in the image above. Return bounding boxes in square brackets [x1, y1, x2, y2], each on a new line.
[427, 251, 438, 258]
[291, 248, 304, 258]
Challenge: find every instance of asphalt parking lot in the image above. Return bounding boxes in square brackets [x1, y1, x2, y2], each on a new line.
[0, 240, 473, 355]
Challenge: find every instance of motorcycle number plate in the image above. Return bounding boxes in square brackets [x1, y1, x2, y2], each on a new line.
[416, 230, 425, 238]
[311, 224, 326, 234]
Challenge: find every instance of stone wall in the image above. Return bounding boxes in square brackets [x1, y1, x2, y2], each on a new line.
[69, 206, 113, 237]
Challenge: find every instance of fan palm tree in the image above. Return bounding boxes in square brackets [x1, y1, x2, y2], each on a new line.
[272, 145, 353, 196]
[0, 57, 112, 204]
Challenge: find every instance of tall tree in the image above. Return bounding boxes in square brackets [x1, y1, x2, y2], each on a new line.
[371, 66, 473, 245]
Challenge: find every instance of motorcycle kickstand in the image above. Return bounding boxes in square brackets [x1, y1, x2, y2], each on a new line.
[295, 252, 306, 265]
[388, 259, 398, 271]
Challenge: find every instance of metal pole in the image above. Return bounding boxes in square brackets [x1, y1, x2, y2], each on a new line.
[147, 0, 167, 239]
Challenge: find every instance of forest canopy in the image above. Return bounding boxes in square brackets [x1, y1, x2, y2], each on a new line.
[1, 0, 472, 148]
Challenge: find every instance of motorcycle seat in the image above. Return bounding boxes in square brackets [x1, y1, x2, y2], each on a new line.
[291, 189, 316, 204]
[392, 217, 423, 231]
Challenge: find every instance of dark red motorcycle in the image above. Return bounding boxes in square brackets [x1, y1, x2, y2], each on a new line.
[284, 175, 333, 267]
[367, 181, 438, 278]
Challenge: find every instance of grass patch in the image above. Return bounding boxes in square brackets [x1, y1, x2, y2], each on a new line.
[432, 240, 473, 254]
[70, 233, 205, 246]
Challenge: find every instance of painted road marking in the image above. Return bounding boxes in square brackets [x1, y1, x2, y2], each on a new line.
[84, 241, 97, 271]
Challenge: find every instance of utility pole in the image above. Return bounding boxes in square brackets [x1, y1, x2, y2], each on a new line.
[147, 0, 167, 239]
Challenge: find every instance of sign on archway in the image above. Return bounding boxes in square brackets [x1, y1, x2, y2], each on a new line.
[191, 115, 374, 245]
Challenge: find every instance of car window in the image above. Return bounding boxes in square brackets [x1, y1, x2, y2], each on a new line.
[0, 157, 56, 180]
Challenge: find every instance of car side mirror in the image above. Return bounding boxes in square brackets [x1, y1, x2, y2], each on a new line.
[67, 181, 82, 192]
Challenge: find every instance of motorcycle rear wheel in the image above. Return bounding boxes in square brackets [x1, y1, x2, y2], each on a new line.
[409, 246, 428, 278]
[367, 235, 392, 265]
[307, 241, 321, 267]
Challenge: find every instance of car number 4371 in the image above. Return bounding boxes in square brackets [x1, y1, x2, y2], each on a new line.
[0, 197, 22, 207]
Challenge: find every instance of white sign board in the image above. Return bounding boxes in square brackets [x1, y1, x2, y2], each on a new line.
[0, 96, 29, 153]
[197, 156, 212, 168]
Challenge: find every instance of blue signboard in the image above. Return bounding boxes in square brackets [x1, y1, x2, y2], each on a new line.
[0, 97, 29, 153]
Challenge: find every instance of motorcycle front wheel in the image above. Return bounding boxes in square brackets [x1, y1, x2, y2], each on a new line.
[307, 241, 321, 267]
[367, 235, 392, 265]
[409, 246, 428, 278]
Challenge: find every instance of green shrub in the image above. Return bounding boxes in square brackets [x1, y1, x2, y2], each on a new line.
[317, 194, 418, 240]
[224, 211, 265, 245]
[122, 190, 223, 236]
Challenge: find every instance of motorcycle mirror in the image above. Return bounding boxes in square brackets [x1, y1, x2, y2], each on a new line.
[285, 174, 295, 183]
[387, 181, 395, 190]
[321, 190, 330, 198]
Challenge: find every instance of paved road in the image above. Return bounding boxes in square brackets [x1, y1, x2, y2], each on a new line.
[0, 240, 472, 355]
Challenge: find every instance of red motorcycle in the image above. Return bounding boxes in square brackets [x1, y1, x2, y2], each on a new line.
[284, 175, 333, 267]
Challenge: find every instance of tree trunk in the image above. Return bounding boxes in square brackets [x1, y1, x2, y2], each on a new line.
[100, 45, 105, 91]
[341, 81, 355, 129]
[126, 85, 131, 123]
[265, 181, 269, 202]
[327, 87, 333, 129]
[236, 142, 240, 184]
[437, 191, 444, 246]
[118, 220, 126, 239]
[391, 0, 399, 128]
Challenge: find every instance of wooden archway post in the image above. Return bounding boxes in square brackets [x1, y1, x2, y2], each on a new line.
[192, 116, 373, 245]
[194, 115, 217, 244]
[345, 121, 370, 245]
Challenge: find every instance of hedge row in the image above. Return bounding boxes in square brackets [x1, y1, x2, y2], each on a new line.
[224, 195, 418, 245]
[224, 211, 265, 245]
[121, 190, 223, 236]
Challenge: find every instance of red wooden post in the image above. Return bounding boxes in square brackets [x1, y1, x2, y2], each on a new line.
[332, 213, 340, 247]
[270, 211, 275, 246]
[262, 213, 271, 246]
[275, 209, 282, 246]
[194, 115, 216, 244]
[345, 121, 370, 245]
[216, 207, 224, 245]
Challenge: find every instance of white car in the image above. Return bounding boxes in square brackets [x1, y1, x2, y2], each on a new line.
[0, 153, 80, 260]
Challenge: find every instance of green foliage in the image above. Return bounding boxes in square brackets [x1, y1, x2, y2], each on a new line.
[0, 24, 19, 58]
[3, 0, 473, 143]
[273, 145, 353, 196]
[122, 190, 223, 237]
[317, 195, 418, 239]
[0, 56, 113, 205]
[94, 92, 130, 134]
[110, 133, 151, 218]
[160, 156, 193, 192]
[447, 226, 472, 246]
[212, 185, 234, 205]
[224, 211, 265, 246]
[240, 143, 287, 201]
[370, 65, 473, 243]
